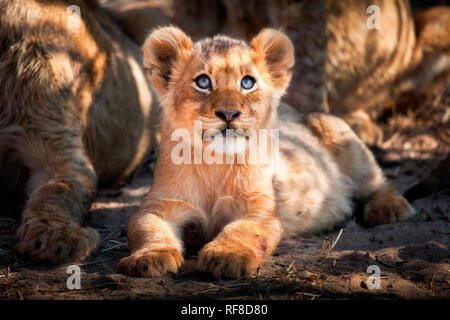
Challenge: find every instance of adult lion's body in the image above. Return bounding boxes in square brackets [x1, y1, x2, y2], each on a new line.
[118, 27, 414, 279]
[0, 0, 157, 263]
[325, 0, 450, 144]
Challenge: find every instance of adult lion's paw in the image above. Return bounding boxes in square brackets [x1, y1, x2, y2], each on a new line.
[117, 247, 183, 277]
[17, 216, 99, 264]
[198, 241, 260, 279]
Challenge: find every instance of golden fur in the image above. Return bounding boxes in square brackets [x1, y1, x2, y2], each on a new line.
[0, 0, 157, 263]
[118, 27, 414, 279]
[325, 0, 450, 144]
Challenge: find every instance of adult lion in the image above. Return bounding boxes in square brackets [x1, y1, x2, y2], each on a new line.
[0, 0, 157, 264]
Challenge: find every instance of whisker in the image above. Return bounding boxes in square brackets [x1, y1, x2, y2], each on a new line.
[234, 120, 256, 126]
[197, 117, 219, 123]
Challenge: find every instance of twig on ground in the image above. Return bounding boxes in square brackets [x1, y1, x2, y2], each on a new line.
[286, 260, 295, 273]
[100, 242, 128, 253]
[326, 228, 343, 258]
[101, 229, 121, 245]
[0, 248, 11, 256]
[79, 257, 116, 267]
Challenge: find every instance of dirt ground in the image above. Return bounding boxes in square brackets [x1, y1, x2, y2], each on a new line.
[1, 88, 449, 300]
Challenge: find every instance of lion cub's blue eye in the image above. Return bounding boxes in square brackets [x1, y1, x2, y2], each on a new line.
[194, 74, 212, 90]
[241, 76, 255, 90]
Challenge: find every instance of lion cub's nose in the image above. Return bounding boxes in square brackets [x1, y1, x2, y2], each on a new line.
[215, 109, 242, 123]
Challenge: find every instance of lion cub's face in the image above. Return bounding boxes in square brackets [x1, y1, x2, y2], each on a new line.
[142, 27, 294, 151]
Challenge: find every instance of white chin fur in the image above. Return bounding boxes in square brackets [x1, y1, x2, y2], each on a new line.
[207, 134, 247, 156]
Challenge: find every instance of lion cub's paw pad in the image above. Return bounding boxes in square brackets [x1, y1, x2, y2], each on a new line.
[117, 247, 183, 277]
[198, 243, 260, 279]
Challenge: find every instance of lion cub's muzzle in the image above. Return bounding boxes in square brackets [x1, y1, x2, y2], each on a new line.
[215, 109, 243, 134]
[215, 109, 242, 123]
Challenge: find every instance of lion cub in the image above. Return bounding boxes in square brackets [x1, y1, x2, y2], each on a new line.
[118, 27, 414, 279]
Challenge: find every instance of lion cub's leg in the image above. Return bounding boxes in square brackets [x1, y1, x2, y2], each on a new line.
[198, 195, 282, 279]
[16, 131, 99, 264]
[117, 199, 203, 277]
[305, 113, 414, 227]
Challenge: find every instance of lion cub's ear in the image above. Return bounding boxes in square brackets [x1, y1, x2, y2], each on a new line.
[251, 29, 295, 93]
[142, 26, 193, 96]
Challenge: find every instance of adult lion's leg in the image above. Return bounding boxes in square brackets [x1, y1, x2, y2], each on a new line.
[16, 126, 99, 264]
[305, 112, 414, 227]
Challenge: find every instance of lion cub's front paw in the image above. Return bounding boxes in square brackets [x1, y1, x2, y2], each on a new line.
[117, 246, 183, 277]
[364, 186, 415, 227]
[17, 216, 99, 264]
[198, 241, 261, 279]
